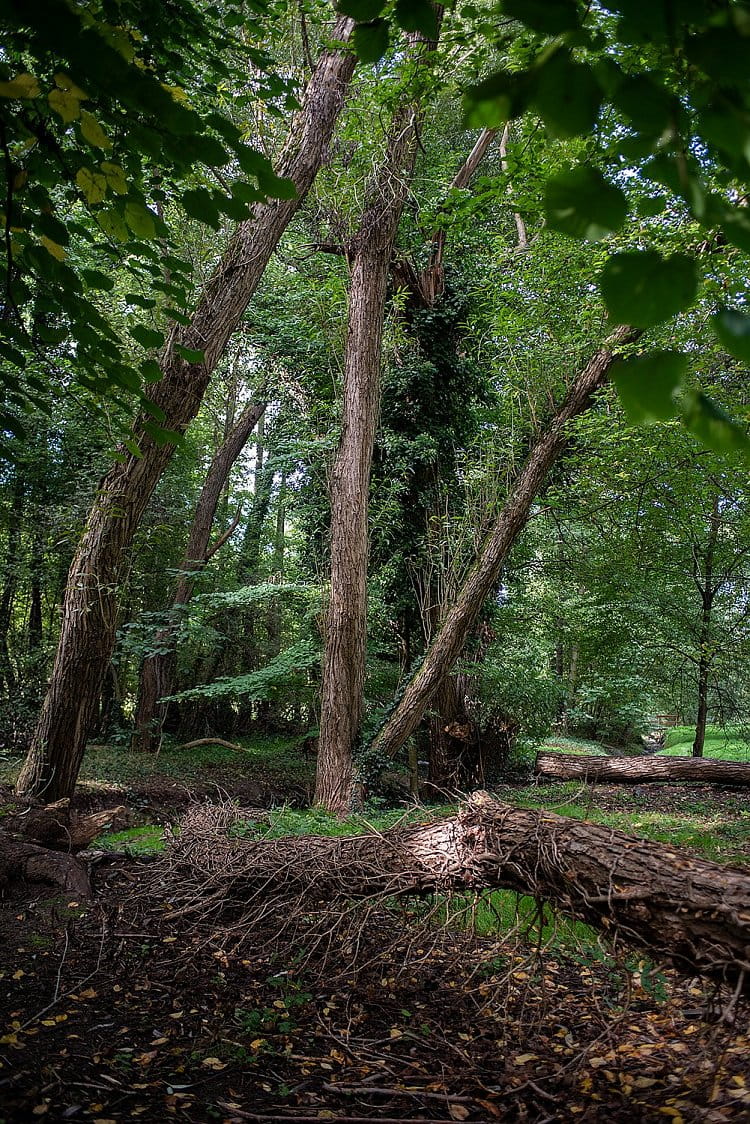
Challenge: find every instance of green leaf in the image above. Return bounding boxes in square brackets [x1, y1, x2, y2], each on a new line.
[141, 359, 163, 382]
[713, 308, 750, 364]
[533, 55, 601, 138]
[500, 0, 579, 34]
[129, 324, 165, 350]
[600, 251, 698, 328]
[124, 201, 156, 239]
[123, 436, 143, 458]
[353, 19, 390, 63]
[611, 351, 687, 424]
[76, 166, 107, 204]
[174, 344, 205, 364]
[181, 187, 221, 229]
[545, 167, 627, 240]
[463, 71, 529, 129]
[610, 74, 676, 136]
[79, 109, 111, 149]
[96, 207, 130, 242]
[682, 391, 750, 457]
[142, 419, 181, 445]
[81, 268, 115, 290]
[337, 0, 386, 20]
[100, 162, 128, 195]
[394, 0, 439, 38]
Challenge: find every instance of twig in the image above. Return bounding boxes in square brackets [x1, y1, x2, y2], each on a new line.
[217, 1108, 455, 1123]
[322, 1081, 475, 1103]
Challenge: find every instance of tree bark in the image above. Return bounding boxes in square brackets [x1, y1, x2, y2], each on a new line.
[172, 792, 750, 989]
[315, 21, 442, 814]
[371, 326, 641, 764]
[0, 839, 92, 898]
[16, 20, 356, 801]
[535, 749, 750, 785]
[693, 493, 720, 758]
[131, 399, 266, 753]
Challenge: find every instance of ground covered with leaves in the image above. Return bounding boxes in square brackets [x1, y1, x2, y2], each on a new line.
[1, 751, 750, 1123]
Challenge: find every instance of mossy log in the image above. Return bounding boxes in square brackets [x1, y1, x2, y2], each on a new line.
[535, 751, 750, 785]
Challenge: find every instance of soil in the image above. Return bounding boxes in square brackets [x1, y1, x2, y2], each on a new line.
[1, 778, 749, 1124]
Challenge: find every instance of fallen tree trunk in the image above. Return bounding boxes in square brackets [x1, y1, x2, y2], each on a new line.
[535, 751, 750, 786]
[2, 799, 127, 851]
[0, 839, 92, 898]
[164, 793, 750, 990]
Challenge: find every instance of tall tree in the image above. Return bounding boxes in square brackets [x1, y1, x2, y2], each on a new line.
[16, 18, 356, 801]
[315, 19, 442, 814]
[132, 398, 266, 753]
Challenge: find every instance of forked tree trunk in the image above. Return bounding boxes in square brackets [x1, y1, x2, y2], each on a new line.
[16, 21, 356, 801]
[535, 750, 750, 785]
[371, 326, 641, 764]
[172, 792, 750, 988]
[132, 399, 266, 753]
[315, 19, 442, 814]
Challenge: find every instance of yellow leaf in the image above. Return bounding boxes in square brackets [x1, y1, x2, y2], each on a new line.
[32, 1106, 49, 1115]
[389, 1028, 403, 1038]
[41, 1020, 56, 1027]
[78, 987, 97, 999]
[76, 167, 107, 205]
[161, 83, 189, 104]
[0, 74, 40, 99]
[449, 1106, 470, 1121]
[250, 1038, 266, 1051]
[12, 970, 24, 979]
[513, 1053, 538, 1065]
[80, 110, 111, 150]
[53, 73, 87, 99]
[40, 236, 66, 261]
[200, 1057, 227, 1070]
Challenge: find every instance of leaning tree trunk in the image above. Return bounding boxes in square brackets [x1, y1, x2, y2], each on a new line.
[132, 399, 266, 753]
[371, 326, 641, 764]
[168, 792, 750, 989]
[315, 18, 442, 815]
[535, 750, 750, 785]
[16, 20, 356, 801]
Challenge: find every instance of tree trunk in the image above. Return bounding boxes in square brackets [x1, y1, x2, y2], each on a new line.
[535, 750, 750, 785]
[16, 21, 356, 801]
[132, 399, 266, 753]
[0, 472, 24, 698]
[0, 839, 92, 898]
[371, 326, 641, 764]
[693, 493, 720, 758]
[315, 21, 442, 815]
[171, 792, 750, 989]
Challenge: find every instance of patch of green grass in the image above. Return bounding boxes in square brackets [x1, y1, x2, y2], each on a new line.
[97, 824, 165, 854]
[659, 725, 750, 762]
[540, 735, 608, 756]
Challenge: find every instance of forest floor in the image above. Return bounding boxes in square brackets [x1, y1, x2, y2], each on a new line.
[1, 738, 750, 1124]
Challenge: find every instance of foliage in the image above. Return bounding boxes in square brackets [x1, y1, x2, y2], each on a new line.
[0, 0, 296, 441]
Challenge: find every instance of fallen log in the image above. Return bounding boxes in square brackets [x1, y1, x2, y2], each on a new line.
[535, 751, 750, 785]
[173, 737, 245, 753]
[164, 793, 750, 989]
[0, 839, 91, 898]
[3, 800, 128, 851]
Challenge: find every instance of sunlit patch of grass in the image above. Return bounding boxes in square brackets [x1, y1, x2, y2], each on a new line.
[96, 824, 165, 854]
[658, 725, 750, 762]
[540, 735, 608, 756]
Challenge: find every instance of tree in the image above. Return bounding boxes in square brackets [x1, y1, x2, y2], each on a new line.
[372, 326, 640, 764]
[315, 22, 443, 814]
[15, 18, 357, 800]
[132, 398, 266, 753]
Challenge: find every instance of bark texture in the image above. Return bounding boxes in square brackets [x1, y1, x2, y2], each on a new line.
[315, 22, 441, 814]
[17, 21, 356, 801]
[535, 750, 750, 786]
[132, 399, 266, 753]
[0, 839, 91, 898]
[372, 326, 641, 763]
[169, 792, 750, 988]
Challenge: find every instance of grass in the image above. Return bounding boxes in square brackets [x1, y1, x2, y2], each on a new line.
[658, 724, 750, 762]
[0, 733, 310, 788]
[539, 735, 608, 756]
[99, 824, 165, 854]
